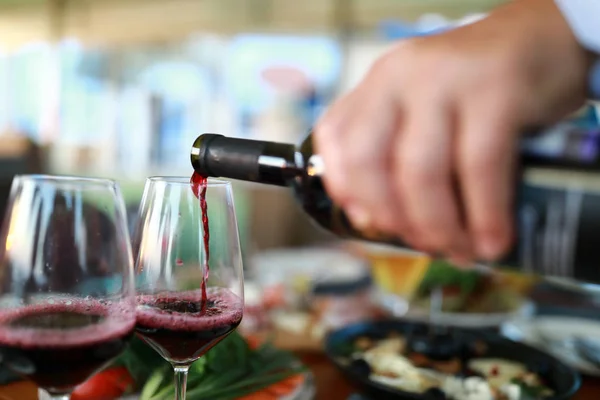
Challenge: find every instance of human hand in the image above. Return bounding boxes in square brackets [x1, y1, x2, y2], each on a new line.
[314, 0, 593, 265]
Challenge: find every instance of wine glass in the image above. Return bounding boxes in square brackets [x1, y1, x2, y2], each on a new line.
[132, 176, 244, 400]
[0, 175, 136, 400]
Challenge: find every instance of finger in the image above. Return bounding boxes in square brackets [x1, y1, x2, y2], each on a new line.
[457, 104, 518, 261]
[314, 93, 362, 212]
[396, 97, 472, 259]
[383, 129, 424, 252]
[340, 84, 407, 234]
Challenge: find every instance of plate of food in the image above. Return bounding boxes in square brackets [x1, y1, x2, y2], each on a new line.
[243, 247, 381, 351]
[350, 243, 538, 327]
[396, 259, 536, 327]
[325, 319, 580, 400]
[54, 332, 313, 400]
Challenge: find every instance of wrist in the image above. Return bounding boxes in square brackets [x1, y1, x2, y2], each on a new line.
[489, 0, 593, 116]
[490, 0, 589, 61]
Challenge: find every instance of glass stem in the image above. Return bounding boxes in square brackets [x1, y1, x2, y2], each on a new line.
[173, 365, 190, 400]
[430, 286, 447, 335]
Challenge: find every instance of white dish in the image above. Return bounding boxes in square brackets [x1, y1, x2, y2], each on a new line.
[378, 292, 535, 328]
[543, 276, 600, 298]
[501, 315, 600, 376]
[250, 247, 369, 287]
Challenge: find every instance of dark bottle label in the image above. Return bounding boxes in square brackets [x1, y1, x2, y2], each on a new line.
[505, 176, 600, 283]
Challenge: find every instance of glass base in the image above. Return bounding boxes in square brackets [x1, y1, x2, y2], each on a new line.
[38, 389, 51, 400]
[38, 389, 70, 400]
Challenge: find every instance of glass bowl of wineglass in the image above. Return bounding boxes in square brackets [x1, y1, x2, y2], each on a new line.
[0, 175, 136, 400]
[132, 176, 244, 400]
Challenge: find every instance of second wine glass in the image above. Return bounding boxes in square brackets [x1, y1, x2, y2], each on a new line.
[0, 175, 136, 400]
[132, 176, 244, 400]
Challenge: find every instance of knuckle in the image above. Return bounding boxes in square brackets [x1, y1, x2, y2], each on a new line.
[313, 137, 348, 203]
[477, 217, 512, 242]
[315, 116, 341, 143]
[401, 229, 427, 252]
[492, 52, 522, 81]
[374, 205, 404, 232]
[315, 97, 357, 144]
[373, 41, 424, 83]
[401, 158, 443, 188]
[347, 142, 379, 168]
[369, 40, 419, 81]
[498, 227, 514, 254]
[392, 37, 425, 61]
[466, 57, 520, 98]
[420, 218, 455, 250]
[432, 229, 455, 248]
[462, 147, 498, 173]
[377, 217, 402, 234]
[369, 52, 397, 78]
[472, 215, 508, 246]
[322, 173, 348, 205]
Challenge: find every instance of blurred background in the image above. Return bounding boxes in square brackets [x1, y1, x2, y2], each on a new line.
[0, 0, 508, 250]
[0, 0, 598, 254]
[2, 0, 600, 387]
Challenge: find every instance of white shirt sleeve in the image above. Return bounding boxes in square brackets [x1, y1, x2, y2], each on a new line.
[554, 0, 600, 99]
[591, 60, 600, 99]
[555, 0, 600, 54]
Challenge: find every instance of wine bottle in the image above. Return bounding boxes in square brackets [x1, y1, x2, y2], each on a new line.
[191, 129, 600, 283]
[191, 133, 391, 243]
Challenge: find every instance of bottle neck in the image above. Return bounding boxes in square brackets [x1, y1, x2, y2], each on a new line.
[191, 134, 302, 186]
[257, 148, 305, 186]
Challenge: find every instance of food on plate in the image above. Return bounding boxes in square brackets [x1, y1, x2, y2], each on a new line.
[412, 260, 529, 314]
[347, 243, 430, 298]
[349, 243, 539, 315]
[338, 331, 555, 400]
[244, 248, 383, 350]
[73, 332, 306, 400]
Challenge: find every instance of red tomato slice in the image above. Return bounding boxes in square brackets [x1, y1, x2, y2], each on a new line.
[71, 366, 134, 400]
[245, 334, 264, 350]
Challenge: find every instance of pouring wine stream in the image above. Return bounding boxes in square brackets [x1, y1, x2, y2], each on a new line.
[190, 171, 210, 312]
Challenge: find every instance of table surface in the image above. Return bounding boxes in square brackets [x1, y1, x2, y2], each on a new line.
[0, 353, 598, 399]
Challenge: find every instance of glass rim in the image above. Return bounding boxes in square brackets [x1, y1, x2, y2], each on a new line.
[13, 174, 118, 186]
[147, 176, 231, 186]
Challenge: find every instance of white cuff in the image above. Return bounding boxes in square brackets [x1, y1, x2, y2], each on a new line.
[590, 59, 600, 99]
[555, 0, 600, 54]
[555, 0, 600, 99]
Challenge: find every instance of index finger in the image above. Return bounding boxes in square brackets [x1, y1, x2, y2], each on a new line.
[457, 104, 519, 261]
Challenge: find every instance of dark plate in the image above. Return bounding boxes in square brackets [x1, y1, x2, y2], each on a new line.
[324, 319, 581, 400]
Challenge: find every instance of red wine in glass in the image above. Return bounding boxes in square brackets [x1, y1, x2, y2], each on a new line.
[135, 175, 243, 400]
[0, 301, 134, 393]
[190, 171, 210, 309]
[136, 288, 243, 363]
